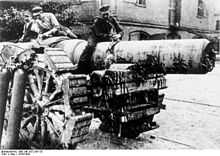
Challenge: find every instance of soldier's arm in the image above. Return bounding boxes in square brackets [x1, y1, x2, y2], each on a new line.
[40, 13, 60, 37]
[111, 17, 124, 37]
[43, 29, 57, 37]
[49, 13, 60, 29]
[45, 13, 60, 36]
[92, 18, 109, 38]
[19, 24, 27, 41]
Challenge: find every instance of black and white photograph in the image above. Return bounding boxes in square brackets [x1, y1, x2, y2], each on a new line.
[0, 0, 219, 153]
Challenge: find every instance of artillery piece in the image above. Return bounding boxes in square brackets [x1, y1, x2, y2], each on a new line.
[0, 37, 216, 148]
[0, 43, 92, 149]
[53, 37, 215, 138]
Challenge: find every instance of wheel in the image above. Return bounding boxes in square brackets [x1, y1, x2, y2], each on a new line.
[0, 44, 94, 149]
[19, 67, 67, 149]
[2, 47, 93, 149]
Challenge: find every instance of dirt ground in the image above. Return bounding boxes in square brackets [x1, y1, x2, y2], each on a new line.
[78, 62, 220, 149]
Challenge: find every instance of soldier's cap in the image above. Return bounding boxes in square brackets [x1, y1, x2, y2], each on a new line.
[99, 5, 110, 12]
[32, 6, 42, 16]
[24, 11, 31, 17]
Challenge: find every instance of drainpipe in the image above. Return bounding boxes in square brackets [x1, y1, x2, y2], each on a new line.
[169, 0, 176, 27]
[111, 0, 117, 17]
[168, 0, 181, 39]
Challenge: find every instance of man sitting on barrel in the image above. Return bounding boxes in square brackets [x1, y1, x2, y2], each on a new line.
[31, 6, 77, 39]
[77, 5, 124, 74]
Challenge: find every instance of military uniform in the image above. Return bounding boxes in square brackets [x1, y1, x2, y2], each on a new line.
[92, 16, 123, 42]
[31, 6, 77, 39]
[21, 22, 39, 42]
[77, 13, 124, 74]
[36, 12, 60, 33]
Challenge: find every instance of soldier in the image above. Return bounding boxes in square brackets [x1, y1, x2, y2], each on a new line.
[19, 11, 39, 42]
[31, 6, 77, 39]
[77, 5, 124, 74]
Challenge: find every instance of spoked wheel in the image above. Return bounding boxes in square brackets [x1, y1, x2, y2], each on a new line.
[19, 67, 67, 149]
[2, 48, 92, 149]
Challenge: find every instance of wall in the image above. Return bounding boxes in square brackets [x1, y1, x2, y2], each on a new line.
[181, 0, 209, 30]
[121, 25, 168, 41]
[117, 0, 169, 28]
[206, 0, 220, 33]
[70, 1, 99, 21]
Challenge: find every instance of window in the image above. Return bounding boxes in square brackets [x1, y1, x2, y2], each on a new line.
[197, 0, 205, 17]
[124, 0, 146, 7]
[128, 30, 150, 40]
[136, 0, 146, 7]
[216, 20, 220, 30]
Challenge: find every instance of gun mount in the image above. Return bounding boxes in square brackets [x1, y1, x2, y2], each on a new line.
[86, 63, 166, 138]
[0, 37, 216, 148]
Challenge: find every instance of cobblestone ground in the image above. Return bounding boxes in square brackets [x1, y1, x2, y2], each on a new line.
[78, 62, 220, 149]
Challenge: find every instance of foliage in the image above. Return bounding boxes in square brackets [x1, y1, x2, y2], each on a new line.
[0, 7, 25, 42]
[0, 2, 81, 41]
[41, 1, 80, 27]
[41, 1, 70, 14]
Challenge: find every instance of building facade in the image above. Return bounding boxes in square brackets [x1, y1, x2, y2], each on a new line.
[0, 0, 219, 41]
[62, 0, 218, 41]
[0, 0, 43, 9]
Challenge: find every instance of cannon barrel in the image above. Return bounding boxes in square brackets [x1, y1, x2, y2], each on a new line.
[0, 38, 216, 74]
[56, 39, 216, 74]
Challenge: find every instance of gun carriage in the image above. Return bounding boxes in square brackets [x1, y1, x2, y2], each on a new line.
[0, 37, 216, 148]
[0, 43, 92, 149]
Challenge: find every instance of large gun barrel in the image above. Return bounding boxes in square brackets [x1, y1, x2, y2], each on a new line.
[57, 39, 216, 74]
[0, 38, 216, 74]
